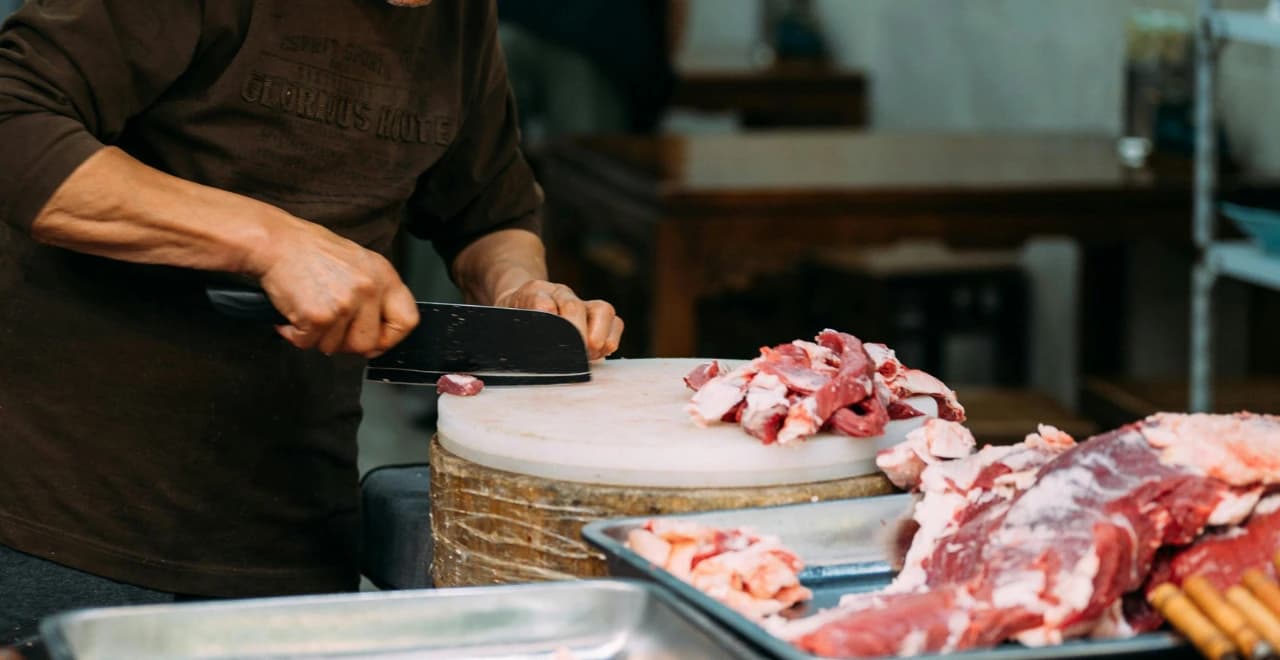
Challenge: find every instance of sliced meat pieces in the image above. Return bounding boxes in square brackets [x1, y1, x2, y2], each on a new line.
[683, 330, 963, 444]
[626, 519, 812, 620]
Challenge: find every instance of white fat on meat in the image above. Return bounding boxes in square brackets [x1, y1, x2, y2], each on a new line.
[897, 630, 930, 658]
[889, 369, 965, 420]
[625, 528, 672, 566]
[777, 397, 820, 445]
[1207, 487, 1265, 527]
[1036, 549, 1102, 643]
[862, 342, 900, 375]
[686, 367, 753, 426]
[889, 433, 1077, 595]
[741, 373, 791, 437]
[792, 340, 839, 366]
[890, 490, 969, 594]
[876, 419, 976, 490]
[1086, 600, 1139, 641]
[943, 606, 976, 654]
[1140, 412, 1280, 486]
[1255, 492, 1280, 516]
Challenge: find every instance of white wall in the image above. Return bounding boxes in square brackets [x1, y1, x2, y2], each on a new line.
[680, 0, 1278, 172]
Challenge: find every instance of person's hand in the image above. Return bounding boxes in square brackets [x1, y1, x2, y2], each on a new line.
[494, 280, 623, 360]
[247, 218, 419, 358]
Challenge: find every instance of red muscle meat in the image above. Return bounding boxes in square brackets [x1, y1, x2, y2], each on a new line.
[1148, 493, 1280, 592]
[684, 360, 721, 391]
[788, 413, 1280, 658]
[436, 374, 484, 396]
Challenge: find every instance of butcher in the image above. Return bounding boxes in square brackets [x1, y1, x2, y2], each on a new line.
[0, 0, 622, 642]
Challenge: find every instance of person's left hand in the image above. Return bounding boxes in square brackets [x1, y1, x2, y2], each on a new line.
[494, 280, 623, 360]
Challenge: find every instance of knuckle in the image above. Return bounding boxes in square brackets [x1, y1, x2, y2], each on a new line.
[352, 275, 376, 296]
[329, 294, 356, 316]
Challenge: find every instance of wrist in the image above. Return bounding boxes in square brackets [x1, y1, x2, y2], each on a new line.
[234, 203, 301, 279]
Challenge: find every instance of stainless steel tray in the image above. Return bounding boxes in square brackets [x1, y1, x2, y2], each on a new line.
[39, 579, 764, 659]
[582, 495, 1194, 660]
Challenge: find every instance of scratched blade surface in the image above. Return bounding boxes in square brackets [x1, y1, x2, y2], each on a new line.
[365, 302, 591, 385]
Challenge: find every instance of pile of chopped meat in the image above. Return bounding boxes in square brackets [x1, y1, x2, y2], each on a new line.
[625, 519, 812, 619]
[781, 412, 1280, 658]
[684, 330, 964, 444]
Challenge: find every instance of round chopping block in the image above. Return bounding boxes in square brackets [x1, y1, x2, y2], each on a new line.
[429, 358, 928, 587]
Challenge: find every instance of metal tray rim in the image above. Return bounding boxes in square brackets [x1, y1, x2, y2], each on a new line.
[582, 500, 1187, 660]
[39, 577, 767, 660]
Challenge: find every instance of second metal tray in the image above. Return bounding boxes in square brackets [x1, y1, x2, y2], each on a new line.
[583, 495, 1194, 660]
[39, 578, 763, 659]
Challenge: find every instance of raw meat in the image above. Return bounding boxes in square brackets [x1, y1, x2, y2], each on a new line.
[875, 419, 978, 490]
[684, 360, 721, 391]
[1147, 492, 1280, 592]
[865, 342, 965, 422]
[625, 519, 812, 620]
[683, 330, 963, 444]
[436, 374, 483, 396]
[787, 412, 1280, 658]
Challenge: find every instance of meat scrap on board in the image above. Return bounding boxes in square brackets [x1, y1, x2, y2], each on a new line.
[684, 330, 964, 444]
[436, 373, 484, 396]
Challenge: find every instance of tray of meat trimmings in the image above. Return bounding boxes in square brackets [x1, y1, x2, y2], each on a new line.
[586, 412, 1280, 660]
[39, 579, 765, 659]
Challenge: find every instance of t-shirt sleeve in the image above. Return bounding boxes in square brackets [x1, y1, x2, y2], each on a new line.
[0, 0, 202, 230]
[405, 0, 544, 270]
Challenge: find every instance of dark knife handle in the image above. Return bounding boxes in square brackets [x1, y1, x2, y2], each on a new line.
[206, 285, 289, 325]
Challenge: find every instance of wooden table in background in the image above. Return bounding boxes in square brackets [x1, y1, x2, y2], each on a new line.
[535, 131, 1200, 362]
[671, 64, 869, 128]
[1082, 378, 1280, 430]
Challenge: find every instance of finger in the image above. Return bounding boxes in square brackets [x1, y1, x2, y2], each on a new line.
[277, 323, 323, 351]
[550, 286, 589, 345]
[345, 295, 383, 357]
[374, 283, 419, 355]
[317, 311, 354, 356]
[584, 300, 616, 358]
[604, 316, 624, 357]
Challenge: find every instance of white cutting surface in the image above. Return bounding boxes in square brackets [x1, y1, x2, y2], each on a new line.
[436, 358, 935, 488]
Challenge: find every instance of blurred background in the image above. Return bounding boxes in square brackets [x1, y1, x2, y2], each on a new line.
[384, 0, 1280, 458]
[3, 0, 1277, 465]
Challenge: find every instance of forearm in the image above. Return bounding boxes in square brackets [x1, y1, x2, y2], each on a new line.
[450, 228, 548, 306]
[31, 146, 293, 277]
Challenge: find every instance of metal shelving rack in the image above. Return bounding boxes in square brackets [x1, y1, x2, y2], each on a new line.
[1189, 1, 1280, 412]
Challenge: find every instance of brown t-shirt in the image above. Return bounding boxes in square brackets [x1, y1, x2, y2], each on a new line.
[0, 0, 541, 596]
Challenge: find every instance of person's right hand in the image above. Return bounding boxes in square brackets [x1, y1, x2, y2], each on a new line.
[246, 217, 419, 358]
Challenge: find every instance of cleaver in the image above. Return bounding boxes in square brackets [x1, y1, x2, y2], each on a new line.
[206, 285, 590, 386]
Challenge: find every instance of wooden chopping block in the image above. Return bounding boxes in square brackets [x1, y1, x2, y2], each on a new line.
[429, 358, 930, 587]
